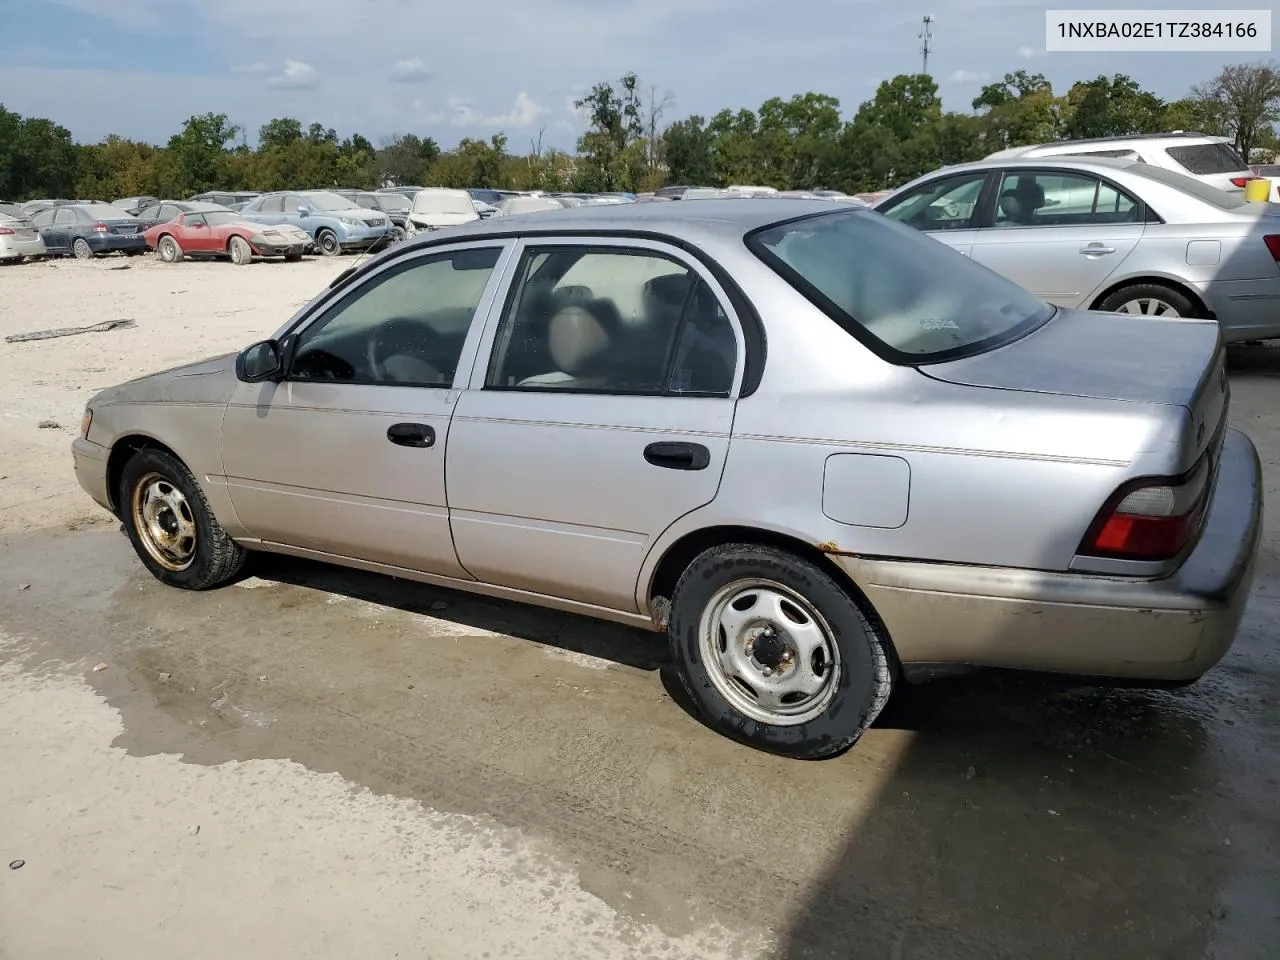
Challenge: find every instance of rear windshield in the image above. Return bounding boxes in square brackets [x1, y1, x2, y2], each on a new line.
[1121, 162, 1250, 209]
[748, 209, 1053, 362]
[78, 203, 135, 219]
[1165, 142, 1248, 175]
[0, 202, 24, 219]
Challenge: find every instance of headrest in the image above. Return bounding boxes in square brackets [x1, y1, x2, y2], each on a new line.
[547, 305, 611, 375]
[643, 272, 692, 308]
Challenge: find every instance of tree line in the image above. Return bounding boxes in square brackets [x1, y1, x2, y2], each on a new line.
[1, 60, 1277, 203]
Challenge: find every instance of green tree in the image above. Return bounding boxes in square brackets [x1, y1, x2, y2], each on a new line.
[707, 108, 761, 185]
[258, 117, 303, 150]
[429, 134, 508, 188]
[663, 115, 716, 185]
[166, 112, 240, 195]
[973, 71, 1061, 149]
[1061, 74, 1165, 139]
[1191, 60, 1280, 160]
[376, 133, 440, 186]
[574, 73, 646, 191]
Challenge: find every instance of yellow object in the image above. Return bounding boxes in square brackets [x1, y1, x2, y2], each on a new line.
[1244, 178, 1272, 202]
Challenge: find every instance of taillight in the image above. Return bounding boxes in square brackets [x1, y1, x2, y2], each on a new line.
[1230, 176, 1254, 188]
[0, 226, 14, 236]
[93, 222, 109, 233]
[1080, 463, 1211, 562]
[1264, 235, 1280, 261]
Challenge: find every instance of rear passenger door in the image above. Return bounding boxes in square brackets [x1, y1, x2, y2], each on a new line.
[968, 168, 1145, 307]
[445, 238, 745, 612]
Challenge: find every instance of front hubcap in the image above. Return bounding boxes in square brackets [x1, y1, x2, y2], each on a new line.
[1115, 297, 1180, 318]
[131, 473, 197, 571]
[698, 580, 841, 725]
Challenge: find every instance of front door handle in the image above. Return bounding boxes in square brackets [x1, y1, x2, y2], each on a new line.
[386, 422, 435, 448]
[644, 441, 711, 471]
[1079, 244, 1116, 256]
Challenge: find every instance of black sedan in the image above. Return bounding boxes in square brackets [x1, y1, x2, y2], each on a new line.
[30, 203, 148, 259]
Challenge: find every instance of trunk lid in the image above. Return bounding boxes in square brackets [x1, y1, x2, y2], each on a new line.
[921, 307, 1228, 468]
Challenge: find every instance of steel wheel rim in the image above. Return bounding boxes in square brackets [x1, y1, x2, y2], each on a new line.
[231, 238, 249, 263]
[73, 239, 92, 260]
[1115, 297, 1180, 318]
[318, 232, 338, 255]
[697, 578, 842, 726]
[131, 472, 197, 571]
[160, 238, 176, 261]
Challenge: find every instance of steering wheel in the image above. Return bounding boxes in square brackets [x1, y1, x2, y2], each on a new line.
[367, 317, 447, 383]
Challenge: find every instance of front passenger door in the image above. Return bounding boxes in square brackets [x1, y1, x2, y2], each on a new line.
[446, 239, 744, 612]
[221, 243, 513, 576]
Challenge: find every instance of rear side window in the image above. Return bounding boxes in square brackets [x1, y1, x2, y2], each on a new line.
[749, 210, 1052, 362]
[1165, 143, 1248, 175]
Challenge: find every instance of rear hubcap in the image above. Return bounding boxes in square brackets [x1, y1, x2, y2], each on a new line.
[1115, 297, 1180, 318]
[698, 579, 841, 726]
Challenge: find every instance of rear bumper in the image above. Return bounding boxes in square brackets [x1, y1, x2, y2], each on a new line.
[1196, 278, 1280, 341]
[835, 428, 1263, 682]
[0, 235, 47, 259]
[71, 436, 113, 513]
[90, 234, 148, 253]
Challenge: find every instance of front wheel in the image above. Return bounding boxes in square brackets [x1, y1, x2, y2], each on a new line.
[119, 448, 248, 590]
[390, 225, 407, 244]
[668, 544, 893, 759]
[228, 235, 253, 266]
[72, 238, 94, 260]
[315, 228, 340, 257]
[1097, 283, 1197, 319]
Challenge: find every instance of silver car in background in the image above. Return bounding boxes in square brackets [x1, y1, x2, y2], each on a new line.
[0, 201, 48, 261]
[70, 201, 1262, 759]
[876, 156, 1280, 341]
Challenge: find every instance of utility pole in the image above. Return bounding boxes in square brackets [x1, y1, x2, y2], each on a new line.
[919, 15, 934, 77]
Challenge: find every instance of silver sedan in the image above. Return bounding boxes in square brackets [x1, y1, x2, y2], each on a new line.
[875, 156, 1280, 342]
[71, 200, 1262, 759]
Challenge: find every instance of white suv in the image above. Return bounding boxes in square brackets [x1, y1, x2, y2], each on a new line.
[986, 133, 1254, 194]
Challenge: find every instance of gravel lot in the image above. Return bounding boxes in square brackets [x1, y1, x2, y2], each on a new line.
[1, 256, 1278, 959]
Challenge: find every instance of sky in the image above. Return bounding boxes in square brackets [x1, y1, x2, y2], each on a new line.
[0, 0, 1265, 150]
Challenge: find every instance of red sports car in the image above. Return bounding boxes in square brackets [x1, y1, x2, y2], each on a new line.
[144, 209, 312, 265]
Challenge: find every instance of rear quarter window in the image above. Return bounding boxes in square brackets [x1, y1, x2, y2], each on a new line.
[1165, 143, 1248, 175]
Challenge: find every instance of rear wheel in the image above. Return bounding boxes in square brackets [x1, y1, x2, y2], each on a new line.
[228, 235, 253, 266]
[119, 448, 247, 590]
[667, 543, 894, 759]
[72, 238, 94, 260]
[391, 225, 407, 243]
[1097, 283, 1197, 320]
[315, 228, 340, 257]
[157, 235, 183, 263]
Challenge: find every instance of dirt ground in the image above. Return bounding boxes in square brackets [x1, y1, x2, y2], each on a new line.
[1, 256, 1278, 958]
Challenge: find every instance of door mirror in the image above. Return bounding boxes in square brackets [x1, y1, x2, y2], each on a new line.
[297, 207, 311, 218]
[236, 339, 284, 382]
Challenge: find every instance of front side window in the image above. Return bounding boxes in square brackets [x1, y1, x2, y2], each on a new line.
[289, 248, 502, 386]
[877, 172, 987, 231]
[993, 171, 1140, 227]
[485, 246, 737, 395]
[749, 209, 1052, 361]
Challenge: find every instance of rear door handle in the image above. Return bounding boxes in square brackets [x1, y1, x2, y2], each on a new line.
[1079, 244, 1116, 256]
[644, 441, 710, 471]
[386, 422, 435, 448]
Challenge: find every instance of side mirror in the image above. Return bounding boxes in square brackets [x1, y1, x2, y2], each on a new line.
[297, 207, 310, 218]
[236, 340, 284, 382]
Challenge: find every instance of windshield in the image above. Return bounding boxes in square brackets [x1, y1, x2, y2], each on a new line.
[375, 193, 409, 211]
[412, 191, 475, 215]
[303, 191, 358, 211]
[1165, 142, 1248, 175]
[748, 209, 1053, 361]
[203, 211, 254, 227]
[1121, 161, 1250, 209]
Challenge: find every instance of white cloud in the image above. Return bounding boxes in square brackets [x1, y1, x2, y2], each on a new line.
[390, 58, 431, 83]
[266, 59, 320, 90]
[449, 92, 548, 128]
[1017, 46, 1041, 59]
[948, 69, 989, 84]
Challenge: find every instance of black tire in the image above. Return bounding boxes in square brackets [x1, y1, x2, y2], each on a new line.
[118, 448, 247, 590]
[228, 235, 253, 266]
[391, 225, 407, 243]
[668, 543, 893, 759]
[1096, 282, 1198, 319]
[315, 228, 340, 257]
[72, 238, 94, 260]
[157, 235, 183, 263]
[284, 251, 303, 262]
